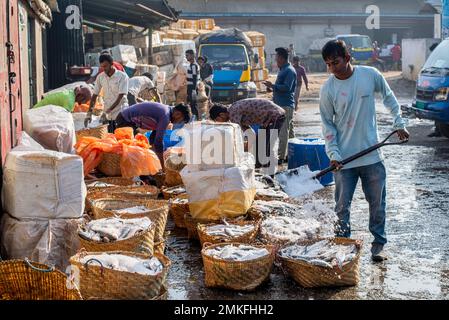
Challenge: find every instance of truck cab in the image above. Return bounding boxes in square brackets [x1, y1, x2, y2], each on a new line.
[402, 39, 449, 138]
[197, 29, 257, 104]
[336, 34, 374, 65]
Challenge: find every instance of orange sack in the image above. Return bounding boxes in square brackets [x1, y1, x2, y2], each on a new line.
[114, 127, 134, 140]
[75, 132, 161, 177]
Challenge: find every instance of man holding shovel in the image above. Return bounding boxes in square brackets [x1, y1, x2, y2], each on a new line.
[319, 40, 409, 262]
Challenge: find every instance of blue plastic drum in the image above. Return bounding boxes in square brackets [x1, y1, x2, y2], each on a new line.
[288, 138, 334, 186]
[144, 129, 184, 151]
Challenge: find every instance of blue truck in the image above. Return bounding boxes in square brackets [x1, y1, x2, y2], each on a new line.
[196, 28, 257, 104]
[401, 38, 449, 138]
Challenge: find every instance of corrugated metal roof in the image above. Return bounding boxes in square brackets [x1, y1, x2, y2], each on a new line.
[83, 0, 179, 28]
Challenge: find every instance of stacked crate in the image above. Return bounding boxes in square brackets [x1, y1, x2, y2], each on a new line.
[245, 31, 269, 92]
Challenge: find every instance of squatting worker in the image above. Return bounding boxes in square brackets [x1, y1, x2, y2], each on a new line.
[115, 102, 192, 165]
[263, 47, 297, 164]
[127, 73, 156, 106]
[34, 85, 92, 112]
[85, 54, 129, 132]
[319, 40, 409, 262]
[186, 49, 200, 120]
[209, 98, 286, 174]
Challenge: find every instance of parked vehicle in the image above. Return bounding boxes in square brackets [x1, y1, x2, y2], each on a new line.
[196, 28, 257, 103]
[401, 38, 449, 138]
[336, 34, 374, 65]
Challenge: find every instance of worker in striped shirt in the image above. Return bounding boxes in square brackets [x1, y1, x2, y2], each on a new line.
[186, 49, 200, 120]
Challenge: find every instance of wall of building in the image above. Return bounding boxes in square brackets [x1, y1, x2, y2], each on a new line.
[168, 0, 434, 66]
[402, 38, 440, 81]
[18, 2, 45, 109]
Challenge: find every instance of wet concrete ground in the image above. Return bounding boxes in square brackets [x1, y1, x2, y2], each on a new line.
[165, 95, 449, 300]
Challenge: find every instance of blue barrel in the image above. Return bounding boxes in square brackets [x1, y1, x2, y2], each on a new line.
[288, 139, 334, 186]
[144, 129, 184, 151]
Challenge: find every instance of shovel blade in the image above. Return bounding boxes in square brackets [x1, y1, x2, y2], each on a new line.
[275, 165, 324, 198]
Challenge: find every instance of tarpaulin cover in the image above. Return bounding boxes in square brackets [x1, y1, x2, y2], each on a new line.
[195, 28, 254, 56]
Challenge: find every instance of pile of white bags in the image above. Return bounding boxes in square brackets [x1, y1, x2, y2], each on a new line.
[180, 122, 245, 171]
[0, 133, 85, 270]
[180, 122, 256, 220]
[23, 105, 76, 154]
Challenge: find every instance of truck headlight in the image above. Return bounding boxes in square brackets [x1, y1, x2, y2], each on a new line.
[435, 87, 449, 101]
[238, 82, 257, 91]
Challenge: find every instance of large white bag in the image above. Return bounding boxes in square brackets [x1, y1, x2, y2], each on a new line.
[23, 105, 76, 154]
[180, 122, 245, 171]
[181, 153, 256, 220]
[0, 213, 81, 271]
[2, 149, 86, 220]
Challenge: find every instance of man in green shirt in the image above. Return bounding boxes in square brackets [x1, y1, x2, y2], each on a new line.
[34, 85, 92, 112]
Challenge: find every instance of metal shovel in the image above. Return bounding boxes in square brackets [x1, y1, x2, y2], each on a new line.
[275, 130, 409, 197]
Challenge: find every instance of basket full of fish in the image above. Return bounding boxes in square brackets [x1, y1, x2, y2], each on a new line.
[70, 251, 171, 300]
[90, 199, 169, 248]
[168, 196, 190, 229]
[78, 217, 156, 255]
[197, 217, 261, 246]
[201, 242, 275, 291]
[161, 185, 187, 200]
[278, 238, 363, 288]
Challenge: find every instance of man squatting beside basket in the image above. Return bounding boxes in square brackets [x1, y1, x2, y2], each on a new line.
[209, 98, 286, 175]
[319, 40, 409, 262]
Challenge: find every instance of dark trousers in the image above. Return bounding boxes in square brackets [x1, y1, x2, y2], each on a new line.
[255, 116, 286, 170]
[187, 85, 199, 120]
[127, 93, 137, 106]
[108, 120, 117, 133]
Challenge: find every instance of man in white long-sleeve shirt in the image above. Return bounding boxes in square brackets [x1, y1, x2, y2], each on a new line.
[319, 40, 409, 262]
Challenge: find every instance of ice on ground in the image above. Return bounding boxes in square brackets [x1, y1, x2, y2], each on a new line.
[276, 165, 324, 198]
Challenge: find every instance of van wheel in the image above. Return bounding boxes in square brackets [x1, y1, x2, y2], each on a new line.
[437, 122, 449, 139]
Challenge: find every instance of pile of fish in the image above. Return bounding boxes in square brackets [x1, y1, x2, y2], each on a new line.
[279, 240, 358, 269]
[251, 200, 301, 217]
[261, 216, 321, 243]
[171, 198, 188, 205]
[78, 253, 163, 276]
[164, 186, 186, 196]
[204, 223, 255, 238]
[255, 175, 289, 200]
[113, 206, 150, 215]
[79, 217, 153, 242]
[205, 244, 270, 262]
[256, 188, 289, 201]
[86, 182, 117, 188]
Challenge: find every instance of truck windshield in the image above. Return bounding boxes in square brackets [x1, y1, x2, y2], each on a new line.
[200, 45, 248, 67]
[338, 36, 372, 49]
[423, 40, 449, 71]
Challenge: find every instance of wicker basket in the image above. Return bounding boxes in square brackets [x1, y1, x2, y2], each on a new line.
[201, 242, 275, 291]
[76, 125, 108, 142]
[0, 259, 82, 300]
[161, 185, 186, 200]
[279, 238, 363, 288]
[97, 152, 122, 177]
[78, 222, 156, 256]
[169, 196, 189, 229]
[197, 218, 261, 246]
[165, 168, 183, 187]
[91, 199, 169, 244]
[86, 185, 160, 212]
[185, 214, 220, 240]
[86, 177, 138, 190]
[70, 251, 171, 300]
[151, 285, 168, 300]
